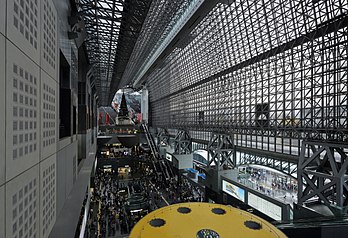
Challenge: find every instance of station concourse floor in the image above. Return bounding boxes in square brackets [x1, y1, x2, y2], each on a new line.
[239, 172, 298, 205]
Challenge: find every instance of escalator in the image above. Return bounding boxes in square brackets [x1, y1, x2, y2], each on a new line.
[164, 158, 174, 178]
[142, 123, 159, 161]
[142, 123, 172, 180]
[143, 124, 158, 155]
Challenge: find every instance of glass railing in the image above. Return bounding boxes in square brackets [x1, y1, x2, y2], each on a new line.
[98, 125, 142, 135]
[238, 177, 298, 205]
[275, 214, 348, 229]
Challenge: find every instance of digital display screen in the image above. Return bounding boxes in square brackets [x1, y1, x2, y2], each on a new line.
[222, 180, 245, 202]
[248, 193, 282, 220]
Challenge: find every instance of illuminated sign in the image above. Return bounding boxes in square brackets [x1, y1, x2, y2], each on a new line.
[166, 153, 172, 162]
[222, 180, 245, 202]
[248, 193, 282, 220]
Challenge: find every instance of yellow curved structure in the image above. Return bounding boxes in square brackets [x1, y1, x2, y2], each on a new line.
[130, 202, 287, 238]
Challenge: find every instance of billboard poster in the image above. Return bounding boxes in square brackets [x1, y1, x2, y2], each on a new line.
[248, 193, 282, 220]
[222, 180, 245, 202]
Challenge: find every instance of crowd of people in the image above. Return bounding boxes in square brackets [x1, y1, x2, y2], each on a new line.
[239, 167, 297, 203]
[91, 169, 130, 237]
[84, 153, 205, 238]
[150, 175, 204, 204]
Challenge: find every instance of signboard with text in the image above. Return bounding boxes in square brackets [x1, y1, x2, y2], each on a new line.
[248, 193, 282, 220]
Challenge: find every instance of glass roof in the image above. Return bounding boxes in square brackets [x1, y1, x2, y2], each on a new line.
[78, 0, 125, 105]
[78, 0, 202, 105]
[119, 0, 204, 89]
[78, 0, 153, 105]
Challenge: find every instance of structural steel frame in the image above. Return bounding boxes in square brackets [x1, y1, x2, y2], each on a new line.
[144, 0, 348, 160]
[173, 130, 192, 154]
[79, 0, 151, 105]
[238, 152, 298, 178]
[298, 141, 348, 213]
[119, 0, 198, 89]
[157, 128, 170, 146]
[207, 133, 236, 170]
[140, 1, 348, 213]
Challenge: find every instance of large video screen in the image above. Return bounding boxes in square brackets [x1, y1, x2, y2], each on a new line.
[222, 180, 245, 202]
[248, 193, 282, 220]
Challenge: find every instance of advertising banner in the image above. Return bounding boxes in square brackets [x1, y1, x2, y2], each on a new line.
[222, 180, 245, 202]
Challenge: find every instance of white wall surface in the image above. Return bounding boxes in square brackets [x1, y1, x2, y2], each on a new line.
[0, 185, 5, 238]
[5, 165, 40, 238]
[40, 154, 57, 238]
[5, 40, 40, 182]
[6, 0, 41, 64]
[0, 0, 79, 237]
[0, 0, 5, 35]
[0, 34, 5, 186]
[40, 70, 58, 160]
[141, 88, 149, 123]
[0, 0, 97, 237]
[175, 154, 194, 170]
[56, 140, 78, 215]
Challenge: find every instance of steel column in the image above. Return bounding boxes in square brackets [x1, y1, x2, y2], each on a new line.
[298, 141, 348, 214]
[173, 129, 192, 154]
[207, 133, 235, 171]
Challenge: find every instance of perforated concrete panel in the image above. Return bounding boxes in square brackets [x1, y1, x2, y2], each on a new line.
[6, 165, 39, 238]
[40, 155, 56, 238]
[6, 41, 40, 182]
[0, 35, 5, 186]
[40, 0, 57, 80]
[0, 185, 5, 238]
[6, 0, 41, 64]
[41, 70, 58, 160]
[0, 0, 5, 35]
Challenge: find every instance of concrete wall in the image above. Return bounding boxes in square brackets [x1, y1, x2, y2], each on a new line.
[174, 154, 194, 170]
[0, 185, 5, 238]
[141, 88, 149, 123]
[78, 133, 87, 161]
[0, 0, 59, 237]
[0, 33, 5, 187]
[0, 0, 96, 237]
[56, 139, 78, 215]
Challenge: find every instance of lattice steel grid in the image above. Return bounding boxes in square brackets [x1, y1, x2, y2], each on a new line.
[79, 0, 152, 105]
[79, 0, 124, 105]
[147, 0, 348, 157]
[119, 0, 197, 88]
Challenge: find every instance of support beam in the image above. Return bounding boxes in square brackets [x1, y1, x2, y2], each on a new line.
[207, 133, 235, 171]
[157, 128, 170, 147]
[173, 130, 192, 155]
[238, 153, 298, 178]
[298, 141, 348, 215]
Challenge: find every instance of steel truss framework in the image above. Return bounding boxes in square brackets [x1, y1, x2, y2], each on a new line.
[173, 130, 192, 154]
[298, 141, 348, 213]
[189, 136, 297, 176]
[119, 0, 197, 89]
[79, 0, 151, 105]
[207, 133, 235, 170]
[238, 152, 297, 178]
[157, 128, 170, 146]
[145, 0, 348, 160]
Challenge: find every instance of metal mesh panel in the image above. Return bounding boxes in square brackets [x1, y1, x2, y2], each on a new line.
[119, 0, 198, 88]
[146, 0, 348, 156]
[79, 0, 152, 105]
